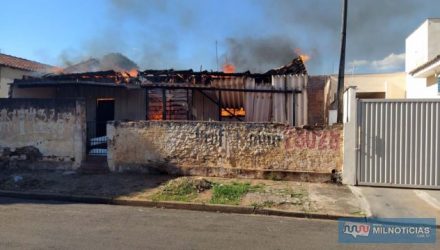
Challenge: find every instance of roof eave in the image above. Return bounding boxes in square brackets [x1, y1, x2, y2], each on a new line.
[0, 63, 42, 73]
[410, 60, 440, 78]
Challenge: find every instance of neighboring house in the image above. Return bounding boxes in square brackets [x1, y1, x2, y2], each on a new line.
[408, 55, 440, 97]
[406, 18, 440, 98]
[326, 18, 440, 104]
[323, 73, 406, 124]
[0, 53, 54, 97]
[325, 73, 406, 100]
[343, 72, 406, 99]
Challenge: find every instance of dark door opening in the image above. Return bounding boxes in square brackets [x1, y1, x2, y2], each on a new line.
[96, 98, 115, 137]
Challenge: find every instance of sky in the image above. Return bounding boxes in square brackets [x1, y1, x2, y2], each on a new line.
[1, 0, 440, 75]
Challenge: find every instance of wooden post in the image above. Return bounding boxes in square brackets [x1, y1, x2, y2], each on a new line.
[162, 88, 166, 120]
[218, 90, 222, 121]
[186, 89, 190, 120]
[145, 89, 149, 120]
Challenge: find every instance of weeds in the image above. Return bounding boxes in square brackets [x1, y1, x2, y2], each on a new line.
[151, 178, 198, 202]
[210, 182, 263, 205]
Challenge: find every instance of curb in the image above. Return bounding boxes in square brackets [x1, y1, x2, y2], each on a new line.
[0, 190, 371, 222]
[0, 190, 111, 204]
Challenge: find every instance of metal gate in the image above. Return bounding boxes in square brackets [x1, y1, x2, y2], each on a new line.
[357, 99, 440, 189]
[86, 121, 108, 156]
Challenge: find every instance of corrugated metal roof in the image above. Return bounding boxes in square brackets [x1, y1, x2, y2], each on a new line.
[212, 77, 246, 108]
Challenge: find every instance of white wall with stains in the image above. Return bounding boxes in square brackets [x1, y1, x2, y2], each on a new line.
[0, 99, 86, 169]
[107, 121, 343, 181]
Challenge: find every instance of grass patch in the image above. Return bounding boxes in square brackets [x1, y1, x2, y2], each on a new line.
[150, 178, 198, 202]
[210, 182, 263, 205]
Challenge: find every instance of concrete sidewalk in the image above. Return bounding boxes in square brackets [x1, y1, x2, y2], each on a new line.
[350, 186, 440, 224]
[0, 170, 367, 219]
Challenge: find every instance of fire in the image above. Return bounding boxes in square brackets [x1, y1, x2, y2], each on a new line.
[223, 63, 236, 73]
[128, 68, 139, 77]
[294, 48, 311, 63]
[299, 54, 311, 63]
[119, 68, 138, 79]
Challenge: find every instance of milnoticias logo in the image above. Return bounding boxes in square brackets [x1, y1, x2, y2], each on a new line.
[343, 222, 370, 238]
[338, 218, 436, 244]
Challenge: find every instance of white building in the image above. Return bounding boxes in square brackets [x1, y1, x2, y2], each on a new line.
[406, 19, 440, 98]
[0, 53, 54, 97]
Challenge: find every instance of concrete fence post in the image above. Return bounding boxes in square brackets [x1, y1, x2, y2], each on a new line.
[342, 87, 357, 185]
[106, 122, 116, 172]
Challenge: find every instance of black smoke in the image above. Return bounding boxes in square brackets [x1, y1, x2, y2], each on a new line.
[58, 0, 440, 74]
[260, 0, 439, 72]
[222, 36, 298, 73]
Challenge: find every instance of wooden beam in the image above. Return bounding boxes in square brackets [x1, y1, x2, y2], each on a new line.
[162, 88, 166, 120]
[145, 89, 149, 120]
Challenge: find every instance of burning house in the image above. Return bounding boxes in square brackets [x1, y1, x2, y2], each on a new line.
[1, 53, 342, 178]
[8, 55, 331, 158]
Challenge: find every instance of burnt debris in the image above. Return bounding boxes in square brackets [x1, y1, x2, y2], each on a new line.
[20, 70, 140, 85]
[265, 57, 308, 75]
[13, 56, 307, 86]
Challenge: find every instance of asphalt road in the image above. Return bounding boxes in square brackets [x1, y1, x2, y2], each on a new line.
[0, 197, 438, 250]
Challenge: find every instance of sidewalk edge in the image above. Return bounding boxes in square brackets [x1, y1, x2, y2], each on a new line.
[0, 190, 371, 222]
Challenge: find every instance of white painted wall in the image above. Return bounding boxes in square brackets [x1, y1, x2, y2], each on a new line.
[406, 21, 429, 72]
[0, 66, 35, 98]
[406, 19, 440, 99]
[344, 72, 406, 98]
[428, 19, 440, 60]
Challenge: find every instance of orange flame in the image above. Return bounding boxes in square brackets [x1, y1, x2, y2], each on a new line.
[294, 48, 311, 63]
[223, 63, 236, 73]
[128, 68, 138, 77]
[119, 68, 138, 79]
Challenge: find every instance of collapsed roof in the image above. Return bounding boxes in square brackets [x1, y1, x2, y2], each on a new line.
[265, 57, 307, 75]
[13, 56, 307, 87]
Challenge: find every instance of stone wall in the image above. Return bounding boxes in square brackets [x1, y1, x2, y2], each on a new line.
[107, 121, 342, 181]
[0, 99, 86, 170]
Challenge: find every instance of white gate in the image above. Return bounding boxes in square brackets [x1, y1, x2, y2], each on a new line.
[356, 99, 440, 189]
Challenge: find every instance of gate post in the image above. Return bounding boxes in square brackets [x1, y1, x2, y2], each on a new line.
[342, 87, 357, 185]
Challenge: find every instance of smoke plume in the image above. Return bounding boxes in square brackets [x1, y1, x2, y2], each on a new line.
[222, 36, 298, 73]
[63, 53, 138, 73]
[57, 0, 440, 74]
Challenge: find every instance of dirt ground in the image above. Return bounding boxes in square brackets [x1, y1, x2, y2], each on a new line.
[0, 169, 365, 217]
[0, 169, 173, 197]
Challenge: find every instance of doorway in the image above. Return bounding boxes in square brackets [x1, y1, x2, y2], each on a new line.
[96, 98, 115, 137]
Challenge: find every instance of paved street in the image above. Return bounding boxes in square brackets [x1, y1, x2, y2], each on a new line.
[0, 197, 439, 250]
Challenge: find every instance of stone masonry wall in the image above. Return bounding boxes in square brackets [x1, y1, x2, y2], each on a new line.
[0, 99, 86, 170]
[107, 121, 342, 180]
